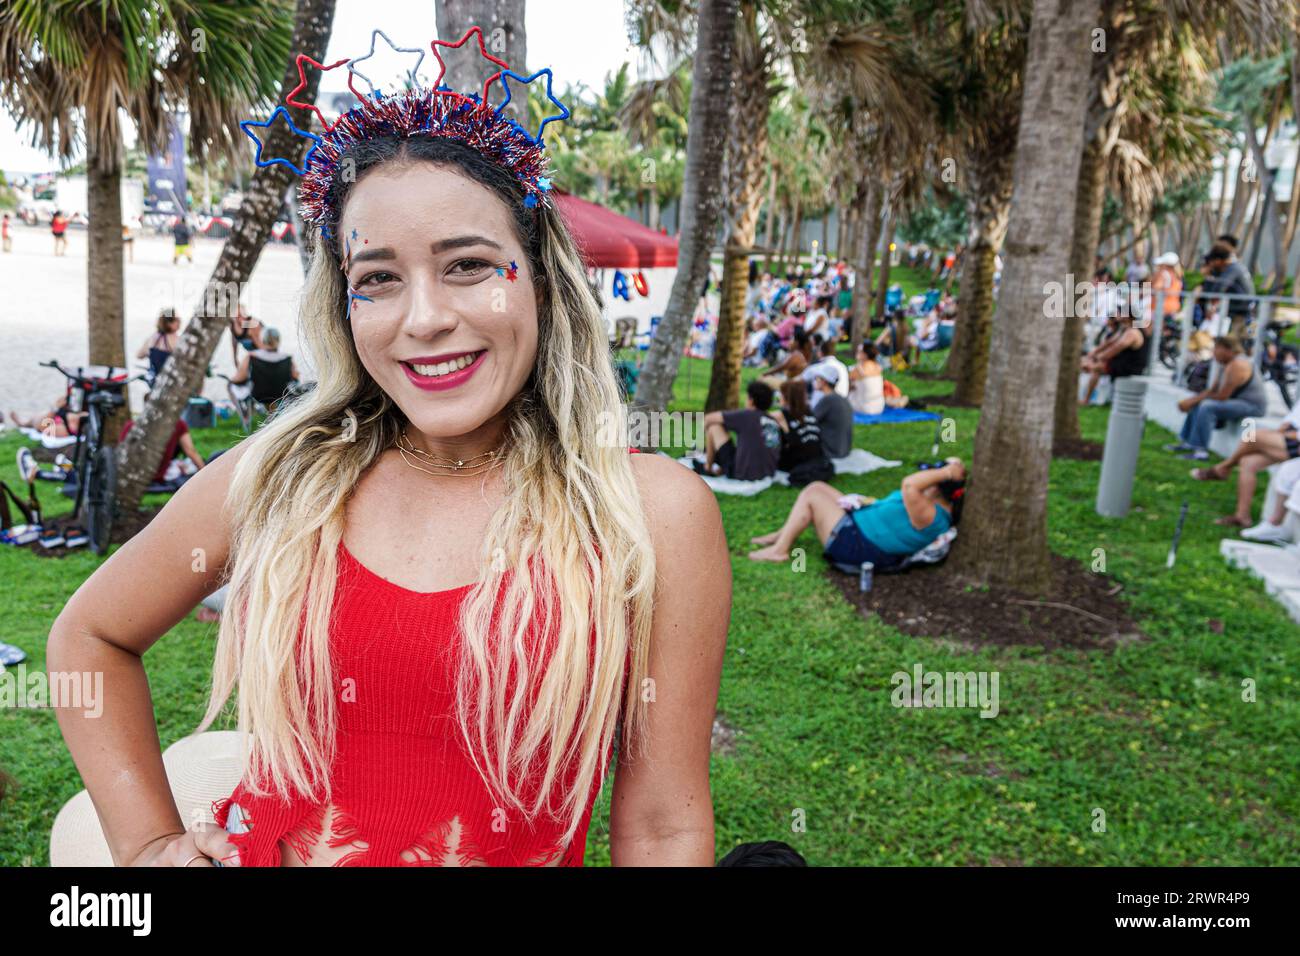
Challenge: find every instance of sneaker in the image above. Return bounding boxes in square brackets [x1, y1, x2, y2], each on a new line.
[37, 528, 65, 549]
[1178, 449, 1210, 461]
[16, 447, 37, 483]
[63, 526, 89, 548]
[1163, 442, 1192, 453]
[1242, 521, 1291, 543]
[54, 452, 74, 472]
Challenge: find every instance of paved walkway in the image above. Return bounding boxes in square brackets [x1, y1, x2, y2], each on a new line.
[0, 222, 309, 417]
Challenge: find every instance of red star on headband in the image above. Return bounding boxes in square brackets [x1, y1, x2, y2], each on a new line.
[286, 54, 352, 133]
[430, 26, 510, 105]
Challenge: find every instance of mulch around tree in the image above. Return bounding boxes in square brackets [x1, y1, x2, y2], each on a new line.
[829, 552, 1145, 651]
[1052, 436, 1105, 461]
[25, 507, 160, 559]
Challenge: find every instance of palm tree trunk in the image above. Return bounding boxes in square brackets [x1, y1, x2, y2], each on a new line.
[704, 3, 771, 412]
[949, 153, 1014, 401]
[820, 207, 829, 256]
[949, 0, 1101, 593]
[873, 205, 896, 322]
[116, 0, 338, 511]
[788, 192, 803, 270]
[847, 177, 882, 351]
[1053, 133, 1106, 445]
[435, 0, 526, 122]
[86, 127, 128, 443]
[633, 0, 738, 413]
[1179, 205, 1203, 267]
[773, 202, 789, 270]
[762, 166, 776, 254]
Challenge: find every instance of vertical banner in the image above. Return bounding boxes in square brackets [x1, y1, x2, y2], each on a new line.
[146, 115, 188, 216]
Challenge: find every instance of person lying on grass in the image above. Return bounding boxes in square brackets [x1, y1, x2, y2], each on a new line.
[749, 457, 965, 566]
[1190, 400, 1300, 530]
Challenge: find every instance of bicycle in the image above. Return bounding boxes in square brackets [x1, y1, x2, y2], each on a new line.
[39, 360, 147, 554]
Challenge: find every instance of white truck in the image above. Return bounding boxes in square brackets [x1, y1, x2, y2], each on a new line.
[49, 176, 145, 226]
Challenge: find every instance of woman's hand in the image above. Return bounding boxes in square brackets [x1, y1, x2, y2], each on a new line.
[944, 457, 966, 482]
[127, 824, 239, 867]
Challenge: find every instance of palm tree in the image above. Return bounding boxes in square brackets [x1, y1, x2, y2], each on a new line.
[948, 0, 1101, 592]
[115, 0, 337, 511]
[804, 15, 934, 353]
[634, 0, 739, 415]
[0, 0, 292, 438]
[901, 0, 1028, 405]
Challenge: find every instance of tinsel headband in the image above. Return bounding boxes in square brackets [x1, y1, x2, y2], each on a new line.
[238, 27, 569, 234]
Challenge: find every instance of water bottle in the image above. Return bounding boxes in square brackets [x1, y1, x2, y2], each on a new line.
[859, 561, 874, 592]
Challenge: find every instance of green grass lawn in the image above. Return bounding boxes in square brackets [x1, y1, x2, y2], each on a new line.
[2, 274, 1297, 866]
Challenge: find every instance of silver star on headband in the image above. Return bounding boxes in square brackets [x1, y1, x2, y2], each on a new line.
[347, 29, 426, 95]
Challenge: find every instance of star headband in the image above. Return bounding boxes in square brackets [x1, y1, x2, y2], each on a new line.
[238, 27, 569, 232]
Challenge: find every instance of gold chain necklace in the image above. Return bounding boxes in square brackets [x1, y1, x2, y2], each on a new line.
[394, 429, 505, 478]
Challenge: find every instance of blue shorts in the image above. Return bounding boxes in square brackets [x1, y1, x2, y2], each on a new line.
[823, 513, 904, 573]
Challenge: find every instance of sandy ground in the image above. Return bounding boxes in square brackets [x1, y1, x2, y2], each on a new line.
[0, 221, 313, 418]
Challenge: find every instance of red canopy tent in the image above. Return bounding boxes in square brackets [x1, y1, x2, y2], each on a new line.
[554, 191, 678, 269]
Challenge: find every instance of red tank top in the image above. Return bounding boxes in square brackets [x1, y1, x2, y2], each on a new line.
[212, 539, 609, 866]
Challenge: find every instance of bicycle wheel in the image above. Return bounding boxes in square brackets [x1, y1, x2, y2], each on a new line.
[85, 444, 118, 555]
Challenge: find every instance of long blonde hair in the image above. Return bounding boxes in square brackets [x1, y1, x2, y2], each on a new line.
[197, 142, 656, 844]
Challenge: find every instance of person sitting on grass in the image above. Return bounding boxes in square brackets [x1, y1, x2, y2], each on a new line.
[848, 341, 910, 416]
[803, 338, 850, 404]
[696, 380, 782, 480]
[1165, 335, 1269, 461]
[1190, 400, 1300, 531]
[811, 366, 854, 459]
[118, 417, 207, 486]
[748, 457, 965, 566]
[761, 326, 816, 387]
[773, 379, 833, 486]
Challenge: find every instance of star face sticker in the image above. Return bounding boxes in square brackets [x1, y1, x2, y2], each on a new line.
[347, 287, 373, 321]
[430, 25, 510, 105]
[285, 54, 352, 133]
[347, 29, 426, 99]
[239, 107, 322, 175]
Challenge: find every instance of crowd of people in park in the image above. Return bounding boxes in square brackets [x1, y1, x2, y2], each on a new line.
[695, 228, 1300, 579]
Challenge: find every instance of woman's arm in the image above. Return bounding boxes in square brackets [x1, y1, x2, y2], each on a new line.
[230, 353, 251, 385]
[46, 439, 251, 866]
[900, 457, 963, 529]
[611, 455, 730, 866]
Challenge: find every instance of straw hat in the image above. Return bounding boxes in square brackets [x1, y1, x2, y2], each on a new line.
[49, 731, 246, 867]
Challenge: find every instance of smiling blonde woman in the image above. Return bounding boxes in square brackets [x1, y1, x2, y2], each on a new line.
[46, 41, 730, 868]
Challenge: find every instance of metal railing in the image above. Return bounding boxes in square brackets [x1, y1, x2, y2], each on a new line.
[1138, 288, 1300, 386]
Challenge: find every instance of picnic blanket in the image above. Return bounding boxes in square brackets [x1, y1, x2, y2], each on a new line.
[673, 447, 901, 496]
[853, 407, 941, 426]
[17, 427, 78, 449]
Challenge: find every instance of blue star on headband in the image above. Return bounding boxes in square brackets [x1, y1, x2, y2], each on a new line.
[239, 107, 322, 175]
[347, 28, 426, 96]
[492, 68, 570, 144]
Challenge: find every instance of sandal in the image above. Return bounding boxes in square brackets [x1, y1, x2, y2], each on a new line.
[1190, 467, 1225, 481]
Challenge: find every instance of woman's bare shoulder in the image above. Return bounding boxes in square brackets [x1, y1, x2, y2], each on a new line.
[628, 451, 721, 540]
